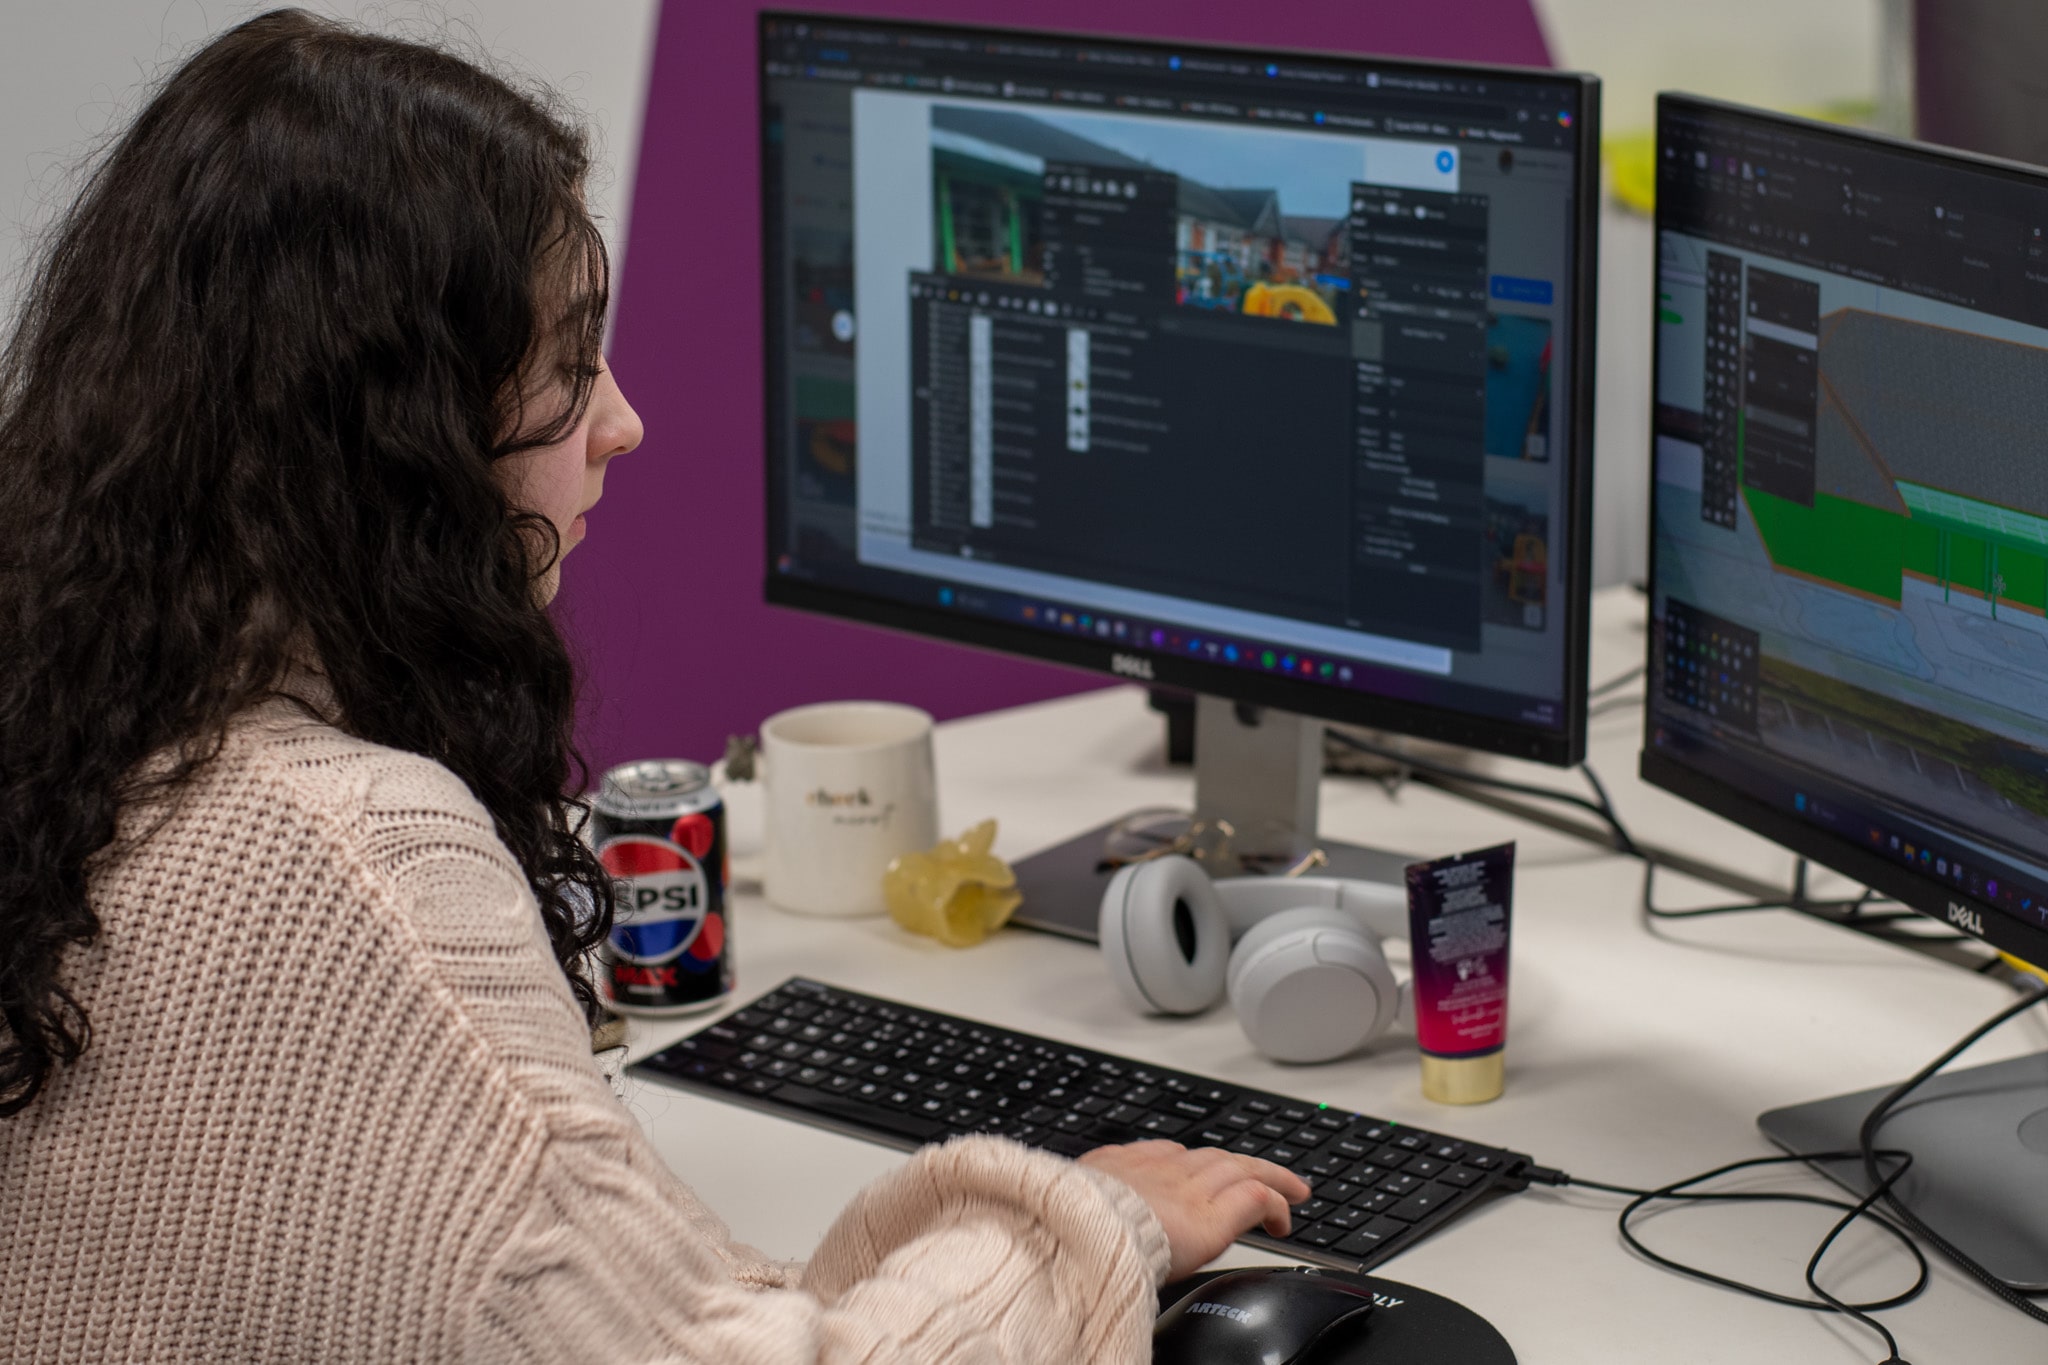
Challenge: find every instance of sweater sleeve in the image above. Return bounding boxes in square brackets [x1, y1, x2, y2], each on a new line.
[468, 1129, 1169, 1365]
[306, 732, 1171, 1365]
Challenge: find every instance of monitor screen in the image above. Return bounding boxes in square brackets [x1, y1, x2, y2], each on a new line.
[759, 14, 1599, 764]
[1645, 95, 2048, 967]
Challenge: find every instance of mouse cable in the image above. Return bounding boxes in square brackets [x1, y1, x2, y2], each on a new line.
[1523, 979, 2048, 1364]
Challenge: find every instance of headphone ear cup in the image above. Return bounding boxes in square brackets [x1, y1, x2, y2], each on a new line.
[1226, 908, 1399, 1063]
[1098, 856, 1230, 1015]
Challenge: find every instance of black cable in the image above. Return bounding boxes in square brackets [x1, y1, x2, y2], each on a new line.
[1328, 730, 1968, 950]
[1529, 1150, 1929, 1362]
[1856, 983, 2048, 1327]
[1530, 980, 2048, 1362]
[1589, 663, 1646, 699]
[1324, 728, 1643, 857]
[1576, 763, 1639, 857]
[1639, 861, 1972, 944]
[1642, 858, 1863, 920]
[1587, 691, 1644, 718]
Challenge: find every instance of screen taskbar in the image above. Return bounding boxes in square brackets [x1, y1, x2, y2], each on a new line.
[773, 554, 1565, 732]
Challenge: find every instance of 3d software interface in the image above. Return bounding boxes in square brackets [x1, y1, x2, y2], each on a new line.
[763, 19, 1585, 730]
[1651, 105, 2048, 934]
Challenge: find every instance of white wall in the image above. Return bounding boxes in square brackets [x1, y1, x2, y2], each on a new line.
[1535, 0, 1885, 588]
[0, 0, 658, 322]
[0, 0, 1887, 591]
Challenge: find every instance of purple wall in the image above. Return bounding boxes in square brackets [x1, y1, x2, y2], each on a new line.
[561, 0, 1551, 771]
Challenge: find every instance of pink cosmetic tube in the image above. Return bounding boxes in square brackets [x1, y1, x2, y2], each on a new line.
[1404, 842, 1516, 1104]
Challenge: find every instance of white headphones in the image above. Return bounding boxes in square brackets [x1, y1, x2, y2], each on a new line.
[1098, 855, 1411, 1064]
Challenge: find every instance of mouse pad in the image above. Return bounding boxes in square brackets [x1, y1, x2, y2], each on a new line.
[1158, 1268, 1515, 1365]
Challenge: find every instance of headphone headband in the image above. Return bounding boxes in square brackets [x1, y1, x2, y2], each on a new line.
[1212, 875, 1408, 941]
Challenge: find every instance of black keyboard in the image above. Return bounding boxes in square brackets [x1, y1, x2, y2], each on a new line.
[634, 976, 1532, 1273]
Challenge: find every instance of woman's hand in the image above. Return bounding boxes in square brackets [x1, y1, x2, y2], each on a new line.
[1079, 1140, 1312, 1280]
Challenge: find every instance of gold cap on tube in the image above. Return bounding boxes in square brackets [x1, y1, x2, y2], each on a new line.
[1420, 1051, 1504, 1105]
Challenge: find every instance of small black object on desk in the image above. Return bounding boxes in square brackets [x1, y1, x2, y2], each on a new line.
[1155, 1266, 1516, 1365]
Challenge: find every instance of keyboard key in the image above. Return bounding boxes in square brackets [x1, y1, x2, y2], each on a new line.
[1295, 1223, 1344, 1248]
[1378, 1173, 1421, 1197]
[1327, 1205, 1368, 1229]
[1406, 1156, 1446, 1179]
[1266, 1144, 1304, 1167]
[1290, 1198, 1333, 1221]
[1385, 1184, 1457, 1224]
[1230, 1136, 1270, 1156]
[1440, 1167, 1484, 1189]
[1256, 1120, 1291, 1140]
[1334, 1224, 1395, 1257]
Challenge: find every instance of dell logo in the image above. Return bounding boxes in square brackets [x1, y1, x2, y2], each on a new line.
[1948, 901, 1984, 936]
[1111, 653, 1155, 680]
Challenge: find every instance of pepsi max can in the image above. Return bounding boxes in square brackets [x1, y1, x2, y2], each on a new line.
[593, 760, 731, 1016]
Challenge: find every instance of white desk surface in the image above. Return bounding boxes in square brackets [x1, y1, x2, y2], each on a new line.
[620, 585, 2047, 1363]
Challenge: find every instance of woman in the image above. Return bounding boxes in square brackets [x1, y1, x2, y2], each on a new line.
[0, 13, 1304, 1361]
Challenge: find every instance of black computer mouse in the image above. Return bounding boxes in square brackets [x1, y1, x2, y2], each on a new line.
[1153, 1266, 1376, 1365]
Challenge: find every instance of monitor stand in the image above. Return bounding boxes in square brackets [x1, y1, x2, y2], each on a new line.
[1758, 1051, 2048, 1291]
[1008, 696, 1414, 941]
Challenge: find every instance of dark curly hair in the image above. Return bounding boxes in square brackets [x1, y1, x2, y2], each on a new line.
[0, 9, 618, 1116]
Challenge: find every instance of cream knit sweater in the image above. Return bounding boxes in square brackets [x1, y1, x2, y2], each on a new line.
[0, 699, 1171, 1362]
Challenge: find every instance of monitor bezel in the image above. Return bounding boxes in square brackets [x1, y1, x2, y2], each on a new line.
[758, 10, 1601, 767]
[1640, 92, 2048, 968]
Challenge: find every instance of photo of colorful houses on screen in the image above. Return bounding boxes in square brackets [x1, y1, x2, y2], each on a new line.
[928, 104, 1353, 326]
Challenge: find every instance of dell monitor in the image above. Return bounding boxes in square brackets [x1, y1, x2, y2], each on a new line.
[1645, 94, 2048, 1286]
[758, 13, 1600, 913]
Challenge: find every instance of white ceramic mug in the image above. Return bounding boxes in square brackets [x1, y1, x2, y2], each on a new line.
[760, 701, 939, 917]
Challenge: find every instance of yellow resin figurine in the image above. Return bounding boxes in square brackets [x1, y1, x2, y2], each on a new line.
[883, 819, 1023, 947]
